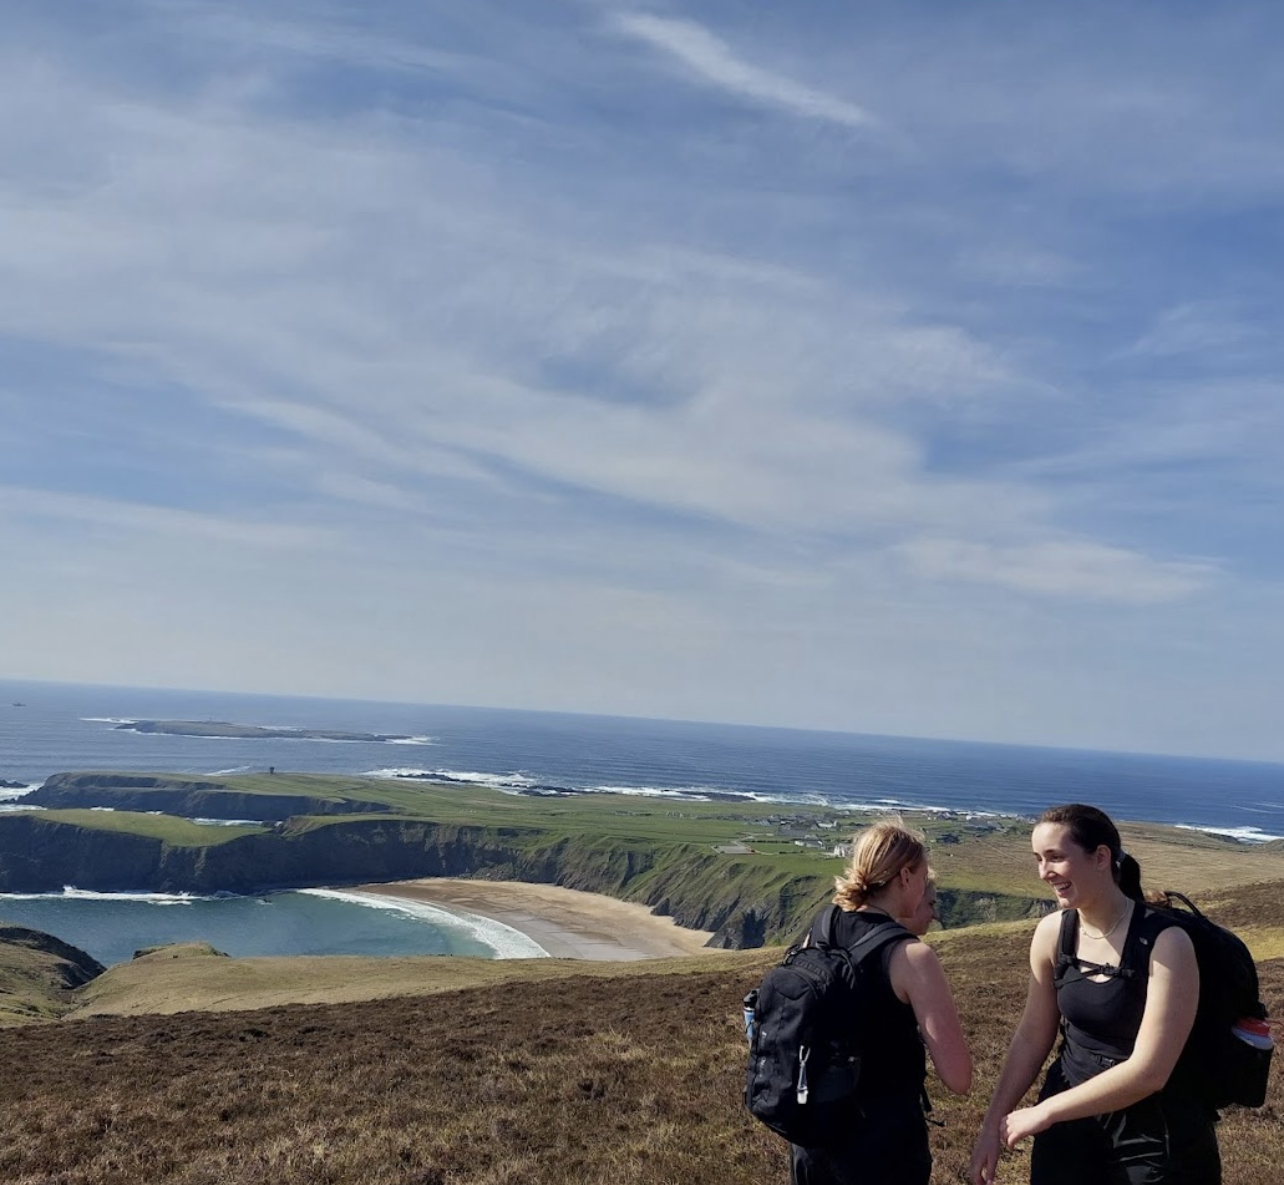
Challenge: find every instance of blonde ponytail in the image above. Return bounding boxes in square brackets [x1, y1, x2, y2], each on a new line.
[833, 819, 926, 911]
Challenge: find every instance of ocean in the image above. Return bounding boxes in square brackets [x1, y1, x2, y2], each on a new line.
[2, 677, 1282, 964]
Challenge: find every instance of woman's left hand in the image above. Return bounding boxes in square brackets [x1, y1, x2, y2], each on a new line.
[1000, 1104, 1052, 1148]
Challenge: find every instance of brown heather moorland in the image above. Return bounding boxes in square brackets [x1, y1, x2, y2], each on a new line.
[0, 883, 1280, 1185]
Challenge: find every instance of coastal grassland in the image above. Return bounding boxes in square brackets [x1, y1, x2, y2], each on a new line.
[0, 884, 1279, 1185]
[68, 945, 761, 1018]
[30, 810, 264, 845]
[0, 926, 104, 1025]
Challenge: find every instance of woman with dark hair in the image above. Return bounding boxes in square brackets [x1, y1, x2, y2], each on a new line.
[970, 804, 1218, 1185]
[792, 820, 971, 1185]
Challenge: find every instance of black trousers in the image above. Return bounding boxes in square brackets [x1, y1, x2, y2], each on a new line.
[1031, 1059, 1221, 1185]
[789, 1095, 930, 1185]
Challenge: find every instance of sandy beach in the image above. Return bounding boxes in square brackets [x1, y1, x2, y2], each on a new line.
[352, 878, 716, 960]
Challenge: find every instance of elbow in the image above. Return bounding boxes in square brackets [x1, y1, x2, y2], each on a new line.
[1133, 1062, 1173, 1099]
[938, 1057, 974, 1096]
[944, 1069, 973, 1096]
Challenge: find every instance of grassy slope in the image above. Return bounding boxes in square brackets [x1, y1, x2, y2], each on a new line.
[0, 883, 1278, 1185]
[0, 927, 104, 1025]
[33, 810, 263, 845]
[69, 945, 753, 1017]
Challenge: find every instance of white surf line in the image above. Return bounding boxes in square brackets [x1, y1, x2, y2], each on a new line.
[1174, 823, 1284, 844]
[297, 888, 550, 959]
[0, 887, 205, 904]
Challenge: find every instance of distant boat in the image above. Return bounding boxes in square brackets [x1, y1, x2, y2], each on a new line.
[11, 702, 24, 707]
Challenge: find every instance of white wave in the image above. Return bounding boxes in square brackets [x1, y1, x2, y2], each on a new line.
[90, 806, 116, 812]
[296, 889, 549, 959]
[191, 818, 264, 827]
[0, 886, 207, 904]
[591, 783, 715, 800]
[362, 766, 1025, 818]
[207, 766, 253, 776]
[362, 767, 538, 789]
[0, 783, 40, 801]
[1175, 823, 1284, 844]
[80, 717, 138, 724]
[386, 736, 437, 746]
[0, 803, 46, 812]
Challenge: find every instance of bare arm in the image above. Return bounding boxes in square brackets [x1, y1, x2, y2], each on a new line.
[969, 912, 1063, 1185]
[1000, 925, 1198, 1146]
[889, 939, 973, 1095]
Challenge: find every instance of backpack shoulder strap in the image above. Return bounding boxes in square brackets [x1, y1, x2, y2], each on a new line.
[809, 906, 913, 964]
[1058, 907, 1147, 981]
[1056, 908, 1077, 967]
[845, 914, 916, 967]
[817, 903, 842, 948]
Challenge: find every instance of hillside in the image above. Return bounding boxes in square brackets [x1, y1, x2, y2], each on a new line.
[0, 925, 104, 1024]
[0, 883, 1279, 1184]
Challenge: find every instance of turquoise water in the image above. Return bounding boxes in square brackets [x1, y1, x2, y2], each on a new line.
[0, 888, 548, 966]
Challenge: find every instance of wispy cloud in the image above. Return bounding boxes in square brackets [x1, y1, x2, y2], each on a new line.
[0, 486, 330, 549]
[895, 537, 1215, 605]
[3, 1, 1284, 755]
[612, 12, 880, 130]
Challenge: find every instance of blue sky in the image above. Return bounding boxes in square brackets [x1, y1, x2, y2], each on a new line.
[4, 0, 1284, 759]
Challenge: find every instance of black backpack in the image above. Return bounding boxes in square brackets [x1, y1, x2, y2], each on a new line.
[744, 906, 913, 1146]
[1153, 891, 1273, 1109]
[1057, 892, 1272, 1110]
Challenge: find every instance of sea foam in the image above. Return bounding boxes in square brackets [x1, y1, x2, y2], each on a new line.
[1174, 823, 1284, 844]
[0, 887, 206, 905]
[296, 889, 549, 959]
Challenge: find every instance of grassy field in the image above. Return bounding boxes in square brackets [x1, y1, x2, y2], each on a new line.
[33, 809, 265, 845]
[0, 881, 1278, 1185]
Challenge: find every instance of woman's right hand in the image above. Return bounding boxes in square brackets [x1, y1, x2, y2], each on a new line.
[969, 1122, 1002, 1185]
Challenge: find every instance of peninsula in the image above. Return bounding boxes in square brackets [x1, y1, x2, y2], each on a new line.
[6, 769, 1284, 949]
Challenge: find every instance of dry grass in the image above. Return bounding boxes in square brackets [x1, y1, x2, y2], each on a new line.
[930, 822, 1284, 899]
[0, 885, 1280, 1184]
[69, 946, 756, 1018]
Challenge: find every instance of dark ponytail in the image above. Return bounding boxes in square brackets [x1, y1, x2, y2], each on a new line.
[1039, 803, 1148, 901]
[1116, 852, 1145, 902]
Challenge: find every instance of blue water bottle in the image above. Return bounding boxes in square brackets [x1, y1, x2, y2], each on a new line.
[743, 989, 758, 1045]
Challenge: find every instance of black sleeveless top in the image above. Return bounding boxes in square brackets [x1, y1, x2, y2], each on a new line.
[808, 909, 925, 1100]
[1054, 905, 1176, 1085]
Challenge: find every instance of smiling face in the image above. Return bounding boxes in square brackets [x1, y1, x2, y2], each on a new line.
[1031, 821, 1113, 910]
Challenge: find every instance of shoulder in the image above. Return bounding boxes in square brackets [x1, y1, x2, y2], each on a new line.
[893, 935, 930, 966]
[1030, 909, 1065, 967]
[1145, 916, 1196, 966]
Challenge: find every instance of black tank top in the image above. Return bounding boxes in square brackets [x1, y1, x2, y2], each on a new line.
[809, 909, 925, 1099]
[1054, 906, 1173, 1084]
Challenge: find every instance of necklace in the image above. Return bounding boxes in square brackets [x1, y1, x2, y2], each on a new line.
[1081, 900, 1131, 941]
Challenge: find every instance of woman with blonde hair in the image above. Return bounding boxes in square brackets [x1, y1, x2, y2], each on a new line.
[790, 819, 972, 1185]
